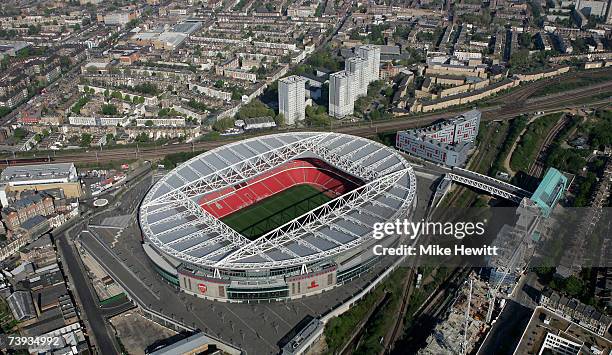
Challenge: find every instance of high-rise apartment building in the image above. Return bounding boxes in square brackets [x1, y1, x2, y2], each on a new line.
[278, 75, 306, 125]
[356, 45, 381, 84]
[329, 71, 354, 119]
[345, 56, 368, 98]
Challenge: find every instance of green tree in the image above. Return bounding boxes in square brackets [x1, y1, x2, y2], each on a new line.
[100, 104, 118, 116]
[564, 276, 584, 297]
[236, 99, 274, 120]
[80, 133, 92, 147]
[213, 118, 235, 132]
[135, 132, 150, 142]
[14, 127, 28, 140]
[274, 113, 285, 127]
[144, 119, 153, 127]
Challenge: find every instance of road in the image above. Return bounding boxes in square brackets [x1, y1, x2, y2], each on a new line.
[56, 223, 121, 355]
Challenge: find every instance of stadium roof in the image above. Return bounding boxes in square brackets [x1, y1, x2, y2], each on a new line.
[140, 132, 416, 270]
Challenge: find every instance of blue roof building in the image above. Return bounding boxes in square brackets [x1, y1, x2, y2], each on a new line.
[530, 168, 568, 217]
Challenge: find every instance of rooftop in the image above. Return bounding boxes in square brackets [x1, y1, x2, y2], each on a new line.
[0, 163, 77, 184]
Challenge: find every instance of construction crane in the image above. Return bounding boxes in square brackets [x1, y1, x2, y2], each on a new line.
[485, 241, 525, 323]
[461, 278, 473, 355]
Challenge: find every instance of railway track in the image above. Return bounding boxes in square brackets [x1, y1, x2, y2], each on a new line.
[3, 75, 611, 167]
[527, 114, 570, 178]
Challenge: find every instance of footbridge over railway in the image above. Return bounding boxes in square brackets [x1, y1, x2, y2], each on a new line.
[445, 167, 532, 203]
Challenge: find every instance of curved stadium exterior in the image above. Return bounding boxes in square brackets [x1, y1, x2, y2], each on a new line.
[139, 132, 417, 302]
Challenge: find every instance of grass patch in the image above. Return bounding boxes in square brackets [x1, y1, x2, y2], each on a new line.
[324, 267, 408, 354]
[510, 113, 562, 173]
[490, 116, 529, 175]
[221, 184, 332, 239]
[533, 72, 612, 97]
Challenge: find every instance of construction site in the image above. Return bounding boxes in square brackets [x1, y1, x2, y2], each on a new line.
[418, 272, 492, 354]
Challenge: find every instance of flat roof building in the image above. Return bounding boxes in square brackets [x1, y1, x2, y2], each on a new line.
[0, 163, 81, 205]
[329, 71, 355, 119]
[396, 109, 481, 167]
[530, 168, 568, 217]
[356, 45, 381, 84]
[279, 75, 306, 125]
[1, 163, 78, 186]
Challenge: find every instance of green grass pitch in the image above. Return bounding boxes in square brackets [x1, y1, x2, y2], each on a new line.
[221, 184, 332, 240]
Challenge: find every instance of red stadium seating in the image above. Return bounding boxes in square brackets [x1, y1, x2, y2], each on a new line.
[198, 159, 363, 219]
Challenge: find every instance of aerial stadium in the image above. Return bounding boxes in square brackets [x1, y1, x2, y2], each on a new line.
[139, 132, 417, 302]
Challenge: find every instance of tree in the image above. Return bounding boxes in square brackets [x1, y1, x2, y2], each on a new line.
[563, 276, 584, 297]
[100, 104, 118, 116]
[133, 83, 158, 95]
[509, 49, 531, 71]
[236, 99, 274, 120]
[188, 99, 208, 112]
[59, 56, 71, 69]
[0, 106, 12, 118]
[111, 91, 123, 100]
[274, 113, 285, 127]
[80, 133, 92, 147]
[213, 118, 235, 132]
[144, 120, 154, 127]
[14, 127, 28, 140]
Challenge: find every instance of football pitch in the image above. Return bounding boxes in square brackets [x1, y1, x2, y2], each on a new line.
[221, 184, 333, 240]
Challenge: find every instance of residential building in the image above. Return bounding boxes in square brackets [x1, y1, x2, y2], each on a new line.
[345, 57, 368, 98]
[356, 45, 381, 84]
[329, 71, 354, 119]
[100, 11, 139, 26]
[396, 109, 481, 167]
[2, 192, 55, 230]
[540, 289, 611, 336]
[278, 75, 306, 125]
[575, 0, 609, 17]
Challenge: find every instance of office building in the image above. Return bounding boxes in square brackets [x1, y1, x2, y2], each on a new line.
[530, 168, 568, 218]
[0, 163, 82, 205]
[329, 71, 355, 119]
[278, 75, 306, 125]
[396, 109, 481, 167]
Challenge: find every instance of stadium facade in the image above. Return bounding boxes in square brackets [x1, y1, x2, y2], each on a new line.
[139, 132, 417, 302]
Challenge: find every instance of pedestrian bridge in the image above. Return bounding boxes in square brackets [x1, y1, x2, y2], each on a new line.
[445, 168, 532, 203]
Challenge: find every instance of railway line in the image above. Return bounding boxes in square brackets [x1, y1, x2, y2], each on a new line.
[2, 73, 611, 167]
[527, 114, 570, 178]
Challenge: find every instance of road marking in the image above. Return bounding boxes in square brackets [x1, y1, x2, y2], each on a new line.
[299, 300, 317, 314]
[264, 305, 292, 327]
[82, 230, 160, 301]
[222, 304, 278, 351]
